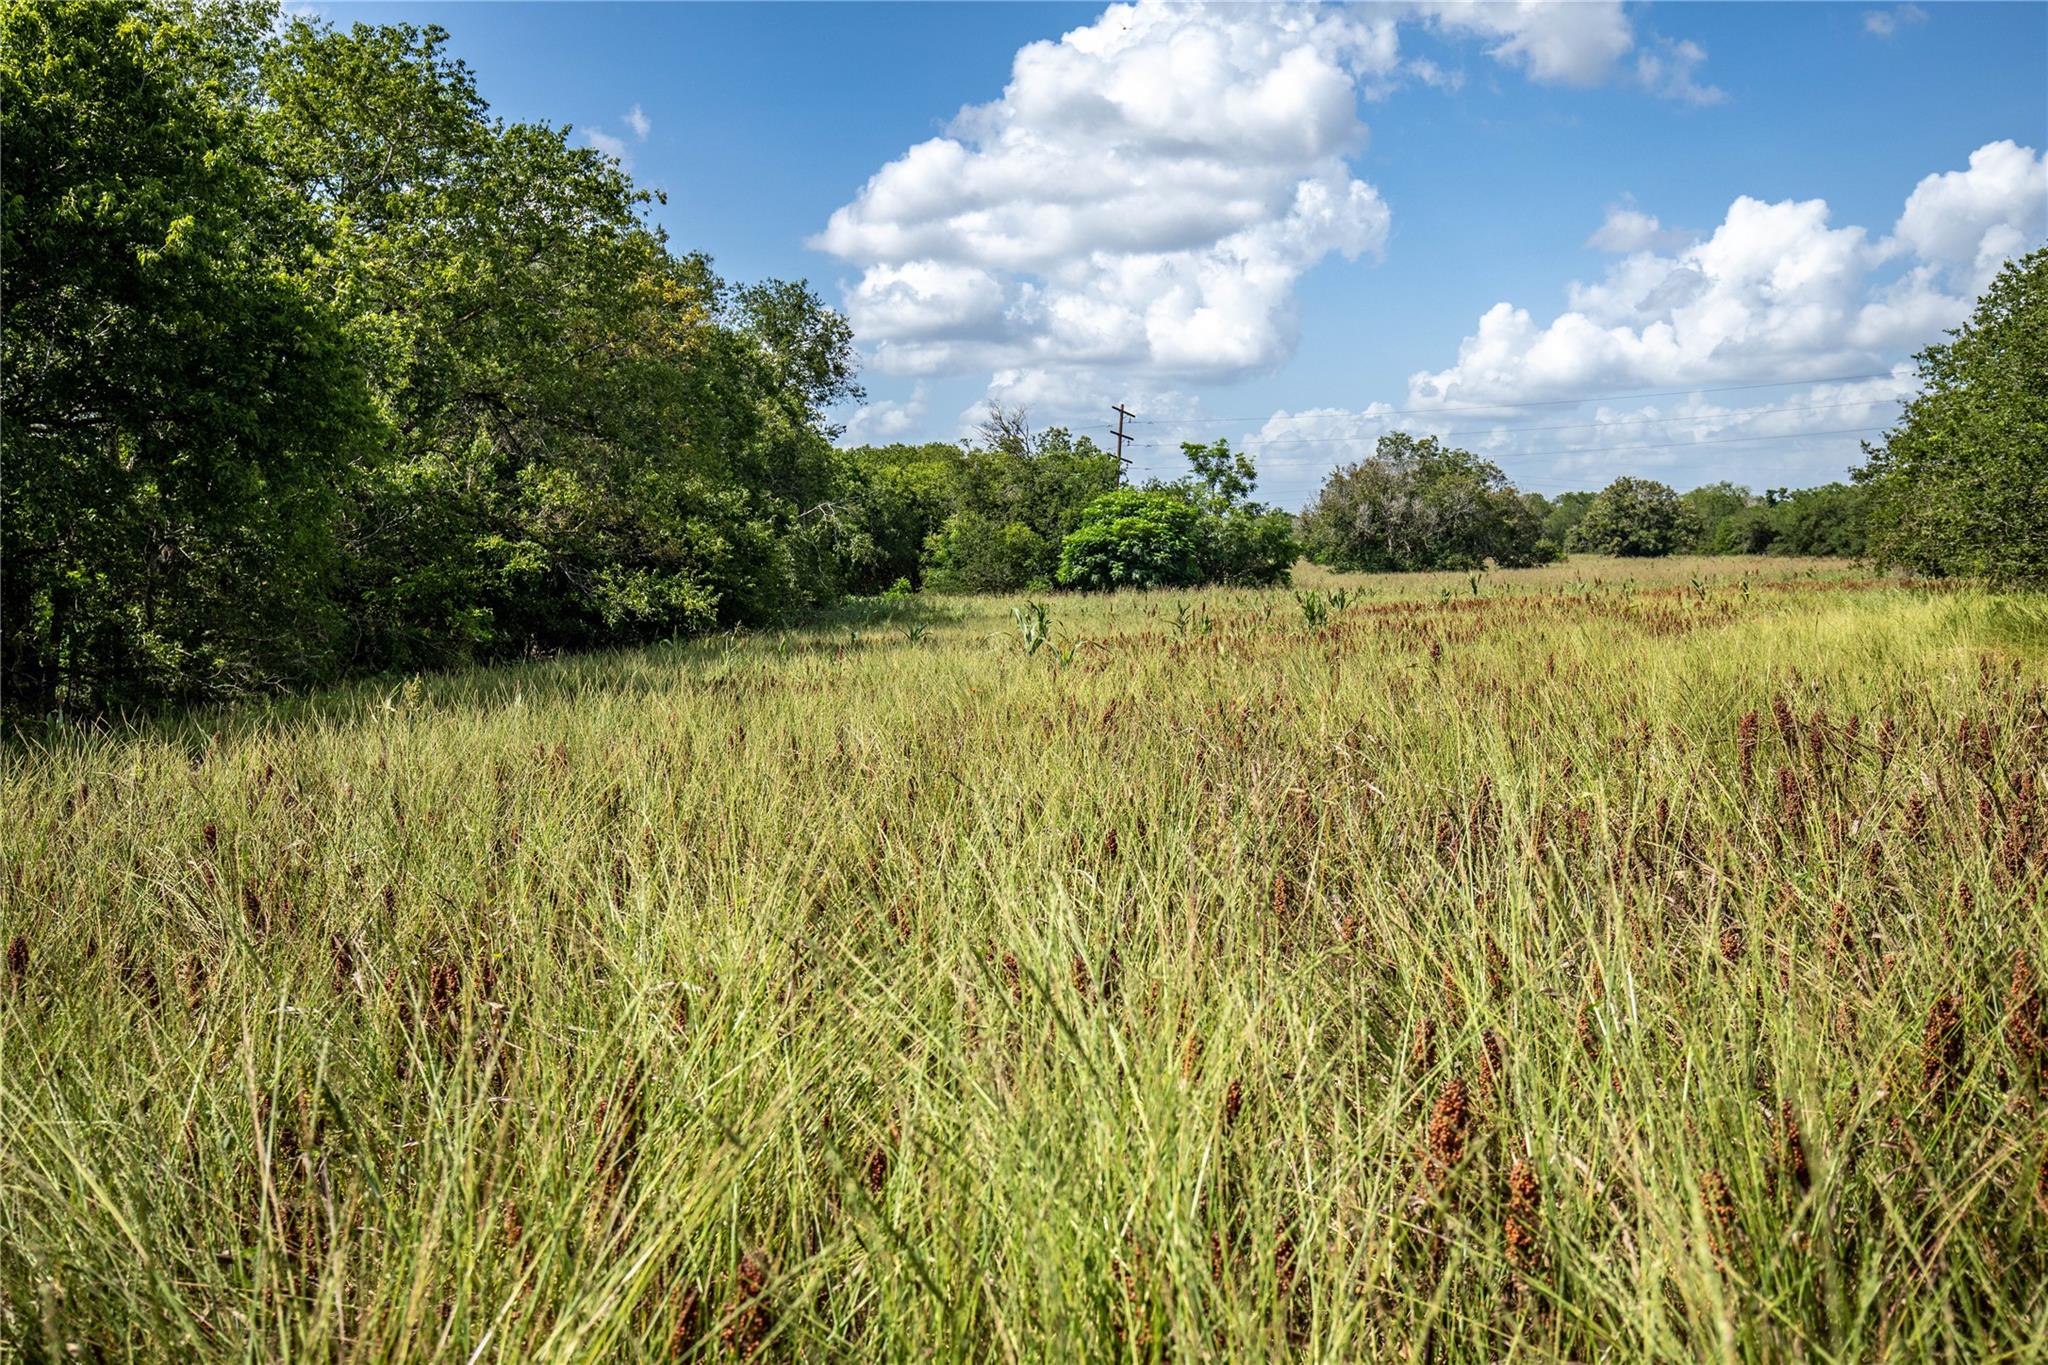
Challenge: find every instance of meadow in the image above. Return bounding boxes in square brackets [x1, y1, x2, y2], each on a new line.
[3, 555, 2044, 1362]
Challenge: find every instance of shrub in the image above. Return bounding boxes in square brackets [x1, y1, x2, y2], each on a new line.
[1298, 433, 1552, 572]
[1566, 477, 1698, 557]
[1055, 492, 1208, 591]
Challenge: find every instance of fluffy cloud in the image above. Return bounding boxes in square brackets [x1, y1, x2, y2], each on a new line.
[1236, 366, 1925, 507]
[1586, 199, 1692, 253]
[1420, 1, 1633, 86]
[817, 0, 1719, 400]
[1864, 5, 1928, 39]
[583, 127, 630, 165]
[623, 104, 651, 141]
[842, 383, 930, 442]
[1407, 140, 2044, 409]
[1633, 36, 1724, 105]
[1892, 139, 2048, 291]
[1221, 139, 2041, 506]
[816, 1, 1399, 386]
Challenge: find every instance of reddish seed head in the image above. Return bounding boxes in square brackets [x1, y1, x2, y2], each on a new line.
[1699, 1168, 1736, 1255]
[1270, 870, 1293, 922]
[1504, 1157, 1542, 1274]
[1922, 994, 1964, 1103]
[1771, 695, 1798, 752]
[1410, 1016, 1438, 1075]
[722, 1252, 771, 1359]
[5, 934, 25, 986]
[1779, 1100, 1809, 1193]
[1427, 1077, 1471, 1181]
[864, 1144, 890, 1195]
[1223, 1077, 1244, 1130]
[2006, 952, 2041, 1079]
[429, 959, 462, 1025]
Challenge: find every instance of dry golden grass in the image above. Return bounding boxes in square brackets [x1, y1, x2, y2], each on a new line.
[2, 555, 2044, 1361]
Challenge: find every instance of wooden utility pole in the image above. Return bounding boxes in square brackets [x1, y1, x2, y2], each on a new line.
[1110, 403, 1134, 484]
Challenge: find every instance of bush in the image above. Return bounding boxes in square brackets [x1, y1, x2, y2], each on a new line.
[1055, 492, 1208, 591]
[1298, 433, 1551, 572]
[1204, 507, 1298, 586]
[1566, 478, 1698, 557]
[924, 515, 1053, 594]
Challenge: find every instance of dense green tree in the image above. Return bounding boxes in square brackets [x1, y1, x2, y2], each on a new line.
[1857, 248, 2048, 586]
[1159, 439, 1296, 585]
[822, 443, 966, 594]
[1532, 489, 1597, 552]
[2, 0, 372, 712]
[923, 410, 1121, 593]
[1763, 483, 1868, 557]
[1055, 491, 1210, 591]
[259, 16, 858, 663]
[1680, 482, 1756, 552]
[1566, 477, 1698, 557]
[1297, 433, 1552, 572]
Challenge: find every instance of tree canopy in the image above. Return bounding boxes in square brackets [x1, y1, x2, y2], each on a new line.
[1297, 433, 1553, 573]
[1856, 247, 2047, 587]
[1566, 478, 1698, 558]
[3, 0, 859, 714]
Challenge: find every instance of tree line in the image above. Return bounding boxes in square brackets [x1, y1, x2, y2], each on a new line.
[6, 0, 862, 715]
[7, 1, 2038, 717]
[1294, 440, 1874, 574]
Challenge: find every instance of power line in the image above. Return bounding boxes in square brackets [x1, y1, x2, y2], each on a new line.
[1124, 370, 1903, 426]
[1189, 424, 1890, 463]
[1136, 396, 1904, 448]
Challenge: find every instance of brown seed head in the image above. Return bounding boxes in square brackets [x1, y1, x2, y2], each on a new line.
[1504, 1157, 1542, 1274]
[1922, 994, 1964, 1103]
[2006, 951, 2042, 1080]
[1223, 1077, 1244, 1130]
[722, 1251, 771, 1359]
[1699, 1168, 1736, 1255]
[1410, 1015, 1438, 1075]
[1779, 1099, 1809, 1193]
[5, 934, 26, 986]
[1427, 1077, 1472, 1181]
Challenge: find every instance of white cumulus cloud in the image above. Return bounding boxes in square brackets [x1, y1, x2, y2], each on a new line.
[1891, 138, 2048, 292]
[1407, 140, 2045, 410]
[1419, 0, 1634, 86]
[624, 104, 651, 141]
[1231, 140, 2042, 506]
[818, 0, 1727, 410]
[815, 1, 1400, 388]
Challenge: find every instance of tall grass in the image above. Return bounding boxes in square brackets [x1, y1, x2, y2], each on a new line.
[3, 556, 2044, 1361]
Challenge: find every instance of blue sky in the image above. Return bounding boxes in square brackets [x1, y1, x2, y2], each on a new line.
[320, 2, 2047, 507]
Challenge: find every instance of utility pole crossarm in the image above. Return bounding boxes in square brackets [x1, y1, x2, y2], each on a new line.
[1110, 403, 1134, 485]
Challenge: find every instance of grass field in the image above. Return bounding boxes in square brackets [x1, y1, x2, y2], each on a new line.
[3, 555, 2045, 1362]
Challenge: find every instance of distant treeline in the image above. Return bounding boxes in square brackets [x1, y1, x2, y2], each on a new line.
[1295, 444, 1873, 575]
